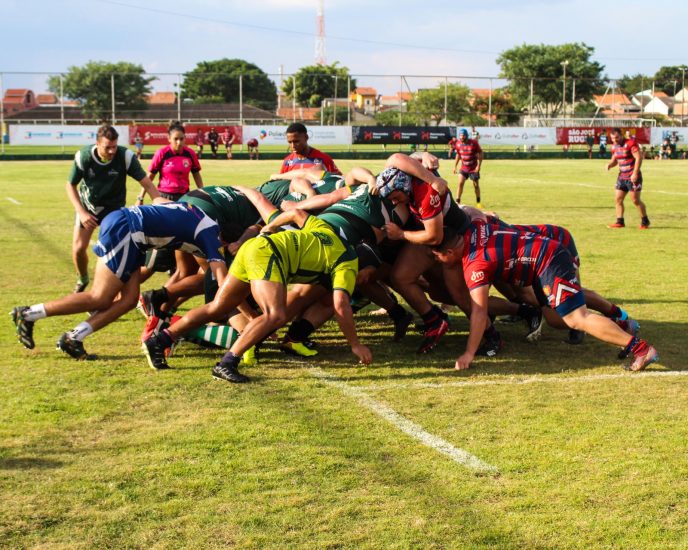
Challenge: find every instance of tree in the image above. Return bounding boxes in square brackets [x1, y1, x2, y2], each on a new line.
[653, 66, 688, 96]
[472, 89, 520, 125]
[317, 105, 350, 125]
[182, 59, 276, 110]
[48, 61, 154, 120]
[374, 110, 419, 126]
[617, 73, 650, 96]
[407, 83, 472, 125]
[497, 43, 605, 116]
[281, 62, 355, 108]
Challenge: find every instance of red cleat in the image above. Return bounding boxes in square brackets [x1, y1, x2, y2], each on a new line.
[639, 224, 650, 230]
[607, 223, 625, 229]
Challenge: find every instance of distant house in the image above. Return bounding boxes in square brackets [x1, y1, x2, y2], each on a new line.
[593, 93, 640, 118]
[350, 87, 377, 114]
[632, 90, 674, 116]
[378, 91, 413, 111]
[146, 92, 177, 105]
[673, 88, 688, 120]
[36, 93, 58, 106]
[2, 88, 37, 116]
[276, 106, 319, 122]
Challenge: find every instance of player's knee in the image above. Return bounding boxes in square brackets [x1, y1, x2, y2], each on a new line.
[265, 310, 288, 330]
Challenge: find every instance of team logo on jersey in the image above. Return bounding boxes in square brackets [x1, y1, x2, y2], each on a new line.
[470, 270, 485, 283]
[429, 194, 440, 208]
[550, 277, 580, 307]
[108, 169, 119, 176]
[183, 160, 190, 168]
[312, 231, 333, 246]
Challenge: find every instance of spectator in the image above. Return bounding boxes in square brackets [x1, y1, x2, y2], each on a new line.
[195, 129, 205, 158]
[246, 137, 259, 160]
[222, 127, 236, 160]
[134, 131, 144, 159]
[207, 127, 220, 159]
[598, 131, 608, 158]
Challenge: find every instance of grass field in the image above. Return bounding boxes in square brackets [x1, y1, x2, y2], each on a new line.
[1, 158, 687, 548]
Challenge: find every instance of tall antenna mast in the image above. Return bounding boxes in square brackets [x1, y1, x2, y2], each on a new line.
[315, 0, 326, 65]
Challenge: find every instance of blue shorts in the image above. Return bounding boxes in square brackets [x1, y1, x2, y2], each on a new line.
[533, 249, 585, 318]
[615, 174, 642, 192]
[92, 210, 145, 282]
[459, 170, 480, 181]
[75, 205, 119, 228]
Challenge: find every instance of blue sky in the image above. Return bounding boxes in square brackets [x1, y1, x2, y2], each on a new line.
[3, 0, 687, 95]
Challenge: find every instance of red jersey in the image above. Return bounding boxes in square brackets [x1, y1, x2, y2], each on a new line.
[279, 147, 340, 175]
[612, 138, 639, 179]
[148, 145, 201, 195]
[222, 130, 235, 145]
[408, 177, 443, 222]
[462, 220, 561, 291]
[454, 138, 482, 172]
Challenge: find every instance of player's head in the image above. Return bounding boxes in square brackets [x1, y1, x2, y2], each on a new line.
[286, 123, 309, 155]
[96, 124, 119, 161]
[432, 226, 464, 265]
[168, 122, 186, 152]
[609, 128, 623, 144]
[375, 167, 412, 201]
[459, 128, 469, 142]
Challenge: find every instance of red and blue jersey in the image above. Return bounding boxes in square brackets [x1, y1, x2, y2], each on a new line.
[280, 147, 341, 175]
[408, 177, 443, 222]
[612, 138, 640, 179]
[148, 145, 201, 195]
[454, 138, 482, 172]
[462, 220, 562, 291]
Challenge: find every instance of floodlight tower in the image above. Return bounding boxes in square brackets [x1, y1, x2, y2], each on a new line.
[315, 0, 326, 66]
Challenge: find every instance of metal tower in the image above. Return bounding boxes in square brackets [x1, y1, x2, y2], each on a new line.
[315, 0, 326, 65]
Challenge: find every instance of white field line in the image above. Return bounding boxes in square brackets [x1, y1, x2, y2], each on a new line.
[6, 197, 21, 205]
[309, 367, 499, 474]
[356, 369, 688, 392]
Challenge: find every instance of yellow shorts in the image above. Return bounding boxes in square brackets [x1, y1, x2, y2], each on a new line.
[230, 237, 286, 285]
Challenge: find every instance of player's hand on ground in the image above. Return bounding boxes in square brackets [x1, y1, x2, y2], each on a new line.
[455, 352, 474, 370]
[382, 223, 403, 240]
[352, 344, 373, 365]
[79, 211, 98, 230]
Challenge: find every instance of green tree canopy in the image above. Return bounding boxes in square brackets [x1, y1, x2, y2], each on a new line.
[407, 82, 472, 125]
[47, 61, 155, 121]
[497, 43, 605, 116]
[182, 59, 276, 110]
[317, 105, 349, 125]
[616, 73, 650, 96]
[281, 62, 355, 108]
[653, 65, 688, 96]
[373, 110, 418, 126]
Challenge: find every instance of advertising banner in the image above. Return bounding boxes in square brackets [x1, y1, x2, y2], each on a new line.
[9, 124, 130, 146]
[130, 124, 242, 145]
[352, 126, 453, 144]
[650, 127, 688, 146]
[556, 127, 651, 145]
[242, 125, 351, 146]
[471, 127, 556, 146]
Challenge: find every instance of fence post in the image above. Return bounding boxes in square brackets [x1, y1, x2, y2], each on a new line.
[0, 72, 4, 154]
[333, 74, 338, 125]
[110, 74, 116, 124]
[347, 75, 351, 151]
[488, 78, 493, 127]
[529, 78, 534, 119]
[444, 76, 448, 124]
[239, 73, 244, 127]
[60, 74, 65, 153]
[398, 75, 402, 126]
[292, 77, 297, 122]
[177, 73, 181, 121]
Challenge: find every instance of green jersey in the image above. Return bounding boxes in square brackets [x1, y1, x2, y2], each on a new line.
[256, 179, 292, 207]
[318, 184, 394, 245]
[179, 186, 260, 237]
[68, 145, 146, 213]
[282, 172, 347, 204]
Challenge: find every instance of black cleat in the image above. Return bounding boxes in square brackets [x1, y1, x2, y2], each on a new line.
[476, 331, 503, 357]
[11, 306, 35, 349]
[567, 329, 585, 345]
[212, 362, 250, 383]
[142, 334, 169, 370]
[56, 333, 97, 360]
[417, 318, 450, 354]
[523, 306, 544, 342]
[140, 288, 168, 319]
[392, 311, 414, 342]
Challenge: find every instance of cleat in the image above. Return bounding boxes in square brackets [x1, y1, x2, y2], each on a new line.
[607, 222, 625, 229]
[567, 329, 585, 345]
[303, 339, 317, 350]
[625, 346, 659, 372]
[56, 333, 97, 361]
[523, 307, 544, 342]
[140, 289, 168, 319]
[392, 311, 414, 342]
[136, 294, 150, 318]
[476, 202, 483, 209]
[476, 331, 503, 357]
[11, 306, 35, 349]
[281, 339, 318, 357]
[140, 315, 169, 343]
[241, 346, 258, 367]
[497, 314, 521, 324]
[417, 318, 449, 354]
[616, 318, 640, 337]
[142, 335, 169, 370]
[212, 362, 250, 383]
[639, 221, 650, 230]
[73, 279, 89, 293]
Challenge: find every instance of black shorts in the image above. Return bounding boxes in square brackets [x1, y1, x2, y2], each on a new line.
[459, 170, 480, 182]
[159, 191, 186, 201]
[615, 174, 643, 193]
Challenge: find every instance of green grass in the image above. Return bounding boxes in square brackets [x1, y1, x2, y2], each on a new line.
[1, 158, 687, 548]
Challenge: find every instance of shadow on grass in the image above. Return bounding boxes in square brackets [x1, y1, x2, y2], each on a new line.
[0, 456, 64, 470]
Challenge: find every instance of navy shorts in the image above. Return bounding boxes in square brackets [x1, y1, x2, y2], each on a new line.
[92, 210, 145, 282]
[459, 170, 480, 182]
[615, 173, 642, 192]
[533, 249, 585, 318]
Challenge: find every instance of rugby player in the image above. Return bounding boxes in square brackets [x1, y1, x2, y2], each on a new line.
[606, 128, 651, 229]
[67, 124, 161, 293]
[222, 127, 236, 160]
[452, 128, 483, 207]
[280, 123, 340, 175]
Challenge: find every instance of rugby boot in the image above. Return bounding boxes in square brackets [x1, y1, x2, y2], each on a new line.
[476, 330, 503, 357]
[142, 334, 170, 370]
[10, 306, 35, 349]
[392, 311, 414, 342]
[567, 329, 585, 345]
[281, 338, 318, 357]
[417, 318, 450, 354]
[212, 362, 250, 384]
[626, 345, 659, 372]
[56, 333, 97, 361]
[521, 305, 544, 342]
[607, 222, 625, 229]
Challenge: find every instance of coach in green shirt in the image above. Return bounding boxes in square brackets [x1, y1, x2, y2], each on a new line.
[67, 124, 161, 293]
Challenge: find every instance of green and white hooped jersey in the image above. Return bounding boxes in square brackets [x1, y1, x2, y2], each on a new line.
[68, 145, 146, 213]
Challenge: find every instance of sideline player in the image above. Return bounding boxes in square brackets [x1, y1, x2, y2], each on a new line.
[452, 128, 483, 207]
[222, 127, 236, 160]
[207, 127, 220, 159]
[67, 124, 161, 293]
[432, 222, 659, 372]
[11, 203, 227, 360]
[280, 123, 341, 174]
[606, 128, 651, 229]
[247, 137, 259, 160]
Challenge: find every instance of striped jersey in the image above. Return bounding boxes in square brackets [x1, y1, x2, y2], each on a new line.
[454, 138, 482, 172]
[611, 138, 640, 179]
[280, 147, 340, 175]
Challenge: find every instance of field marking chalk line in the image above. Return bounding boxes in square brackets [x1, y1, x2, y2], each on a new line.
[6, 197, 22, 205]
[356, 370, 688, 392]
[309, 367, 499, 474]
